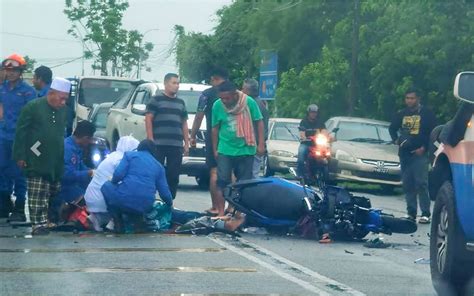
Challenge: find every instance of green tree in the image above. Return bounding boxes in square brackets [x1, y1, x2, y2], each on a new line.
[23, 56, 36, 73]
[64, 0, 153, 76]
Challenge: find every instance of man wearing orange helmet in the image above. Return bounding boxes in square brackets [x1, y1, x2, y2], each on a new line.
[0, 54, 36, 222]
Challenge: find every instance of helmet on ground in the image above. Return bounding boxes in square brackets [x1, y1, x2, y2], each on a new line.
[2, 54, 27, 71]
[307, 104, 319, 112]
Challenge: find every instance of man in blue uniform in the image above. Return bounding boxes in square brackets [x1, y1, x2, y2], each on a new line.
[54, 120, 95, 222]
[0, 54, 36, 221]
[32, 66, 52, 98]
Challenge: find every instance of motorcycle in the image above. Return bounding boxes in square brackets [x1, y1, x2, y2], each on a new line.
[223, 170, 417, 240]
[301, 130, 331, 188]
[83, 137, 110, 169]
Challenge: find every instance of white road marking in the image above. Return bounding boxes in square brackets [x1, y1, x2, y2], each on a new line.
[210, 236, 366, 296]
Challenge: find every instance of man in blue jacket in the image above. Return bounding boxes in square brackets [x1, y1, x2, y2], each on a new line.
[101, 139, 172, 233]
[32, 66, 52, 98]
[54, 121, 95, 221]
[0, 54, 36, 221]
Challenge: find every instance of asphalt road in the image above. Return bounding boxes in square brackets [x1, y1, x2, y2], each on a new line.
[0, 176, 436, 295]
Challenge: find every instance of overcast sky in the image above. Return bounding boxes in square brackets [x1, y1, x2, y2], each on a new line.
[0, 0, 231, 81]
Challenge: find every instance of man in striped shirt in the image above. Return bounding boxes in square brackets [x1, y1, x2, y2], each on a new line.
[145, 73, 189, 199]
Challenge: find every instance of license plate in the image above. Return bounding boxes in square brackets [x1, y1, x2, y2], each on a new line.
[374, 168, 389, 173]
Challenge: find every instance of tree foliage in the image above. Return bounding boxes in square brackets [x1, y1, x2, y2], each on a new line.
[64, 0, 153, 76]
[174, 0, 474, 122]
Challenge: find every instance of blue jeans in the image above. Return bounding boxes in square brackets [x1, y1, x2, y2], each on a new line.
[0, 139, 26, 205]
[297, 143, 310, 177]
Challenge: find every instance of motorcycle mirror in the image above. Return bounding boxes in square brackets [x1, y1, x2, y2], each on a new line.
[454, 72, 474, 103]
[303, 197, 313, 212]
[288, 167, 297, 177]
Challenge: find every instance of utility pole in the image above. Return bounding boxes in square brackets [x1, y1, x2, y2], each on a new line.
[137, 28, 159, 79]
[348, 0, 360, 116]
[81, 41, 85, 76]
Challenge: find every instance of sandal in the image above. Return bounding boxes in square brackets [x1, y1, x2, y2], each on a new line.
[319, 233, 332, 243]
[32, 225, 50, 236]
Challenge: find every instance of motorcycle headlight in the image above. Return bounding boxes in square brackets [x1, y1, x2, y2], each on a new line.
[270, 150, 295, 158]
[92, 152, 101, 163]
[335, 150, 357, 163]
[315, 134, 328, 146]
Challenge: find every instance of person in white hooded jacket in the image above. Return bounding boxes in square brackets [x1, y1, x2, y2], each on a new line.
[84, 136, 139, 231]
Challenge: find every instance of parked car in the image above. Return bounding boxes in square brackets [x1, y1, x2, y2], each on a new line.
[88, 102, 113, 139]
[429, 72, 474, 295]
[70, 76, 140, 127]
[105, 82, 210, 187]
[325, 117, 402, 191]
[264, 118, 300, 176]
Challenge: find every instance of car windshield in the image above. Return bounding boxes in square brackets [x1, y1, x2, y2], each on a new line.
[271, 122, 300, 141]
[92, 107, 109, 129]
[336, 121, 392, 143]
[78, 79, 135, 107]
[178, 90, 201, 114]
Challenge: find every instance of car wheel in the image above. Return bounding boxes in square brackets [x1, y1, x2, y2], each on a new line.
[195, 173, 210, 190]
[430, 181, 474, 296]
[262, 155, 274, 177]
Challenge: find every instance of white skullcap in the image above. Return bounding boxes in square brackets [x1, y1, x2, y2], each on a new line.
[50, 77, 72, 93]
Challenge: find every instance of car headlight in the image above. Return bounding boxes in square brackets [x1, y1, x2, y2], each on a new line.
[335, 150, 357, 163]
[270, 150, 295, 158]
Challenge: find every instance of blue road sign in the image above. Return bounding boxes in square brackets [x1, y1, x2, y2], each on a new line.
[259, 50, 278, 100]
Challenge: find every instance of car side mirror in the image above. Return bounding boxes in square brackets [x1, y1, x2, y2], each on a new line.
[132, 104, 147, 115]
[454, 72, 474, 103]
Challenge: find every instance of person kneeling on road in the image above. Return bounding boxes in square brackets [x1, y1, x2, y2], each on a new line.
[101, 139, 173, 233]
[84, 136, 139, 231]
[54, 120, 96, 223]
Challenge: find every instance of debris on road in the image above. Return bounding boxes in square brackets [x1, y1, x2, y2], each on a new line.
[363, 237, 391, 249]
[414, 258, 430, 264]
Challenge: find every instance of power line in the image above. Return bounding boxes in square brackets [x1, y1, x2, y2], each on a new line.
[50, 56, 84, 68]
[1, 31, 79, 43]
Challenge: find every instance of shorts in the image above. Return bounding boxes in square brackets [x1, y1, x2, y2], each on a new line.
[216, 154, 254, 189]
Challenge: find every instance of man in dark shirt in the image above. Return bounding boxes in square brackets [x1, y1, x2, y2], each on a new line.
[190, 67, 228, 215]
[242, 78, 270, 178]
[32, 66, 52, 98]
[296, 104, 327, 177]
[145, 73, 189, 199]
[389, 89, 437, 223]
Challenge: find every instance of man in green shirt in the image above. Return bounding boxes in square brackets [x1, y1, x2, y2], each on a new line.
[13, 77, 71, 235]
[212, 81, 264, 216]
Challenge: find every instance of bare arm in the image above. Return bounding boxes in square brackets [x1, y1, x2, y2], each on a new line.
[145, 113, 154, 141]
[256, 120, 265, 155]
[182, 119, 190, 156]
[190, 111, 205, 147]
[212, 125, 219, 159]
[299, 131, 306, 141]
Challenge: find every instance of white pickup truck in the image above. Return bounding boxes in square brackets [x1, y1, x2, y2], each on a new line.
[105, 82, 210, 188]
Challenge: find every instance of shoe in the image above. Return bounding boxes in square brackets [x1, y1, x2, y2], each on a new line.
[8, 211, 26, 223]
[32, 225, 50, 236]
[0, 192, 13, 218]
[418, 216, 431, 224]
[87, 214, 103, 232]
[405, 214, 416, 222]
